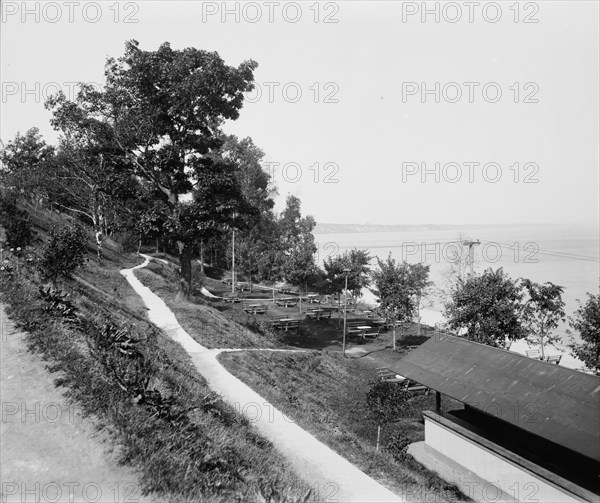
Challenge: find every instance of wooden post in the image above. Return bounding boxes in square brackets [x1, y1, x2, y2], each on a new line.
[435, 391, 441, 411]
[376, 425, 381, 452]
[231, 230, 235, 295]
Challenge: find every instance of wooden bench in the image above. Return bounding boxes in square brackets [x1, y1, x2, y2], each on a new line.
[377, 367, 401, 381]
[376, 368, 429, 393]
[363, 327, 382, 340]
[223, 296, 242, 304]
[526, 349, 541, 359]
[346, 321, 369, 336]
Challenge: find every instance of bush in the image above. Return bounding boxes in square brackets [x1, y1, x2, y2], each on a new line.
[385, 432, 413, 462]
[0, 196, 33, 249]
[366, 378, 413, 425]
[38, 225, 87, 283]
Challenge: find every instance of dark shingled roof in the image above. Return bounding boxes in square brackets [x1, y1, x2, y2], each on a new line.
[392, 334, 600, 462]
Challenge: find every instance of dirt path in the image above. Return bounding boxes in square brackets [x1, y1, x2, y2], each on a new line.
[0, 304, 150, 503]
[121, 256, 404, 503]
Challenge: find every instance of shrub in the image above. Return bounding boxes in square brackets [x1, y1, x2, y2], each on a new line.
[385, 432, 413, 462]
[366, 378, 413, 426]
[0, 196, 33, 249]
[38, 225, 87, 283]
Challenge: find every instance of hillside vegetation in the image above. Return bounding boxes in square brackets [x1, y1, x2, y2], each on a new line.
[0, 204, 314, 503]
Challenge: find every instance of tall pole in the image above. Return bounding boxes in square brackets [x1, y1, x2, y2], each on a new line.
[342, 269, 350, 357]
[231, 229, 236, 295]
[464, 240, 480, 277]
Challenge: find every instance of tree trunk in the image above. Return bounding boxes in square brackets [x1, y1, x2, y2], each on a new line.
[417, 294, 422, 335]
[199, 240, 205, 274]
[178, 241, 193, 298]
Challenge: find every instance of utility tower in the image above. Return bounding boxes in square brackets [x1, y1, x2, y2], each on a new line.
[463, 240, 481, 277]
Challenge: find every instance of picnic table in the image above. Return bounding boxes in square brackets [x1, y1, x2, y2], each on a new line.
[271, 318, 301, 332]
[223, 296, 242, 303]
[305, 294, 321, 304]
[356, 325, 372, 337]
[243, 304, 268, 315]
[278, 287, 299, 296]
[275, 297, 298, 308]
[346, 322, 371, 337]
[305, 309, 331, 321]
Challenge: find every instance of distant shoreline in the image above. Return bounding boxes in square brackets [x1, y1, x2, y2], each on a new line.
[313, 222, 585, 234]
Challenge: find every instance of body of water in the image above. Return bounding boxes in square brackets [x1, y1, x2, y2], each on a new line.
[315, 224, 599, 362]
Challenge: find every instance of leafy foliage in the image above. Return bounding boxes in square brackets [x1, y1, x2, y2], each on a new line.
[444, 268, 526, 348]
[521, 279, 565, 358]
[279, 195, 320, 291]
[0, 193, 34, 248]
[569, 293, 600, 374]
[384, 432, 413, 462]
[323, 248, 372, 298]
[0, 127, 55, 197]
[38, 286, 80, 323]
[365, 378, 412, 426]
[45, 40, 259, 295]
[370, 255, 430, 327]
[38, 225, 88, 283]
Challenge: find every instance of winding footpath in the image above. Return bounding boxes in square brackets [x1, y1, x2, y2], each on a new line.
[121, 256, 404, 503]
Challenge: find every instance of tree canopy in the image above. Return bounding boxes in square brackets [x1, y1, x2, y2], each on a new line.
[569, 293, 600, 374]
[444, 267, 526, 348]
[45, 40, 259, 295]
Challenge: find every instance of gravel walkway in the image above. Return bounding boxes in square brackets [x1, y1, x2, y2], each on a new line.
[121, 256, 404, 503]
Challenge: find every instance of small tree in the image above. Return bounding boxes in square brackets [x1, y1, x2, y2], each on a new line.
[521, 279, 566, 359]
[366, 378, 411, 451]
[370, 255, 419, 350]
[39, 225, 87, 284]
[409, 263, 432, 335]
[323, 249, 371, 326]
[568, 293, 600, 374]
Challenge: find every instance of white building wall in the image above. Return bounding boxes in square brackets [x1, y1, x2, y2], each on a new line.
[424, 416, 584, 503]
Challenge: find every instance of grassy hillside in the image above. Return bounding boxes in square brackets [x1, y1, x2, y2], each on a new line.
[128, 237, 469, 501]
[0, 204, 314, 502]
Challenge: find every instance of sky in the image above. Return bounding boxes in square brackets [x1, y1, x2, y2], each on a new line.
[1, 0, 599, 227]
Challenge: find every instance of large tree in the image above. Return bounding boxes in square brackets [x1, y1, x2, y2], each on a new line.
[279, 195, 320, 293]
[216, 135, 278, 288]
[445, 268, 526, 348]
[45, 40, 258, 295]
[568, 293, 600, 374]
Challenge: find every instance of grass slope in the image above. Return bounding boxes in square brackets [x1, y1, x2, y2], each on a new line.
[218, 350, 468, 502]
[0, 205, 314, 502]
